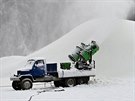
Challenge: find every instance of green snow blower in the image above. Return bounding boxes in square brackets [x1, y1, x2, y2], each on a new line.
[68, 41, 99, 63]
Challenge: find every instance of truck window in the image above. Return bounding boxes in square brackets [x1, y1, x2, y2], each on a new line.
[35, 60, 44, 67]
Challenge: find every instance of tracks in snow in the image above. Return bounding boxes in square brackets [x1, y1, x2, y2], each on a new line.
[28, 87, 65, 101]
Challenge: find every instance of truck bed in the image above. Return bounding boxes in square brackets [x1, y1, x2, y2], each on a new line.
[58, 68, 96, 78]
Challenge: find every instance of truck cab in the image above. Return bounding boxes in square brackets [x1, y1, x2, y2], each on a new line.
[17, 59, 46, 78]
[10, 58, 58, 90]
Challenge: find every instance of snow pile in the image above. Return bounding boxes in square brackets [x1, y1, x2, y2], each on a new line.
[95, 20, 135, 77]
[28, 19, 135, 78]
[27, 18, 117, 62]
[0, 19, 134, 78]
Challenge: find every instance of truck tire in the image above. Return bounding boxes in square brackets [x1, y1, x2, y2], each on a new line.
[83, 77, 89, 84]
[64, 78, 76, 87]
[77, 77, 89, 85]
[12, 81, 21, 90]
[54, 81, 60, 87]
[77, 78, 85, 84]
[21, 78, 33, 90]
[54, 80, 64, 87]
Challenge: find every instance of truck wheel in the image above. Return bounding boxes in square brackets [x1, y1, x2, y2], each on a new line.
[54, 81, 64, 87]
[83, 77, 89, 84]
[12, 81, 21, 90]
[21, 78, 33, 90]
[77, 77, 89, 85]
[64, 78, 76, 87]
[77, 78, 85, 84]
[54, 81, 60, 87]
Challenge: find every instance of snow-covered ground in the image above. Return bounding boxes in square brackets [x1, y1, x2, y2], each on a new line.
[1, 78, 134, 101]
[0, 19, 135, 101]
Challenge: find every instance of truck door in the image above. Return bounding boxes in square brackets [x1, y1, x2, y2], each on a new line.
[32, 60, 45, 78]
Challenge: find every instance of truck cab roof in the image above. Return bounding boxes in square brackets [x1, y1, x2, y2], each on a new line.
[28, 57, 45, 61]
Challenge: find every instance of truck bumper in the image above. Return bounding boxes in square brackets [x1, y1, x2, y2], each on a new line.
[10, 76, 20, 81]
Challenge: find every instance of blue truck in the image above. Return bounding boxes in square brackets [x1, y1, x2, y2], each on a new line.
[10, 41, 99, 90]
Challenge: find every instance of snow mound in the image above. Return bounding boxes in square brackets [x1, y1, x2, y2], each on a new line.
[0, 19, 134, 79]
[27, 19, 118, 62]
[28, 19, 135, 78]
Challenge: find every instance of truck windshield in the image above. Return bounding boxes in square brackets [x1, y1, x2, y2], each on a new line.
[24, 59, 35, 69]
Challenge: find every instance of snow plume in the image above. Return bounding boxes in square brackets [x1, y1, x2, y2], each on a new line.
[0, 0, 134, 57]
[63, 0, 134, 19]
